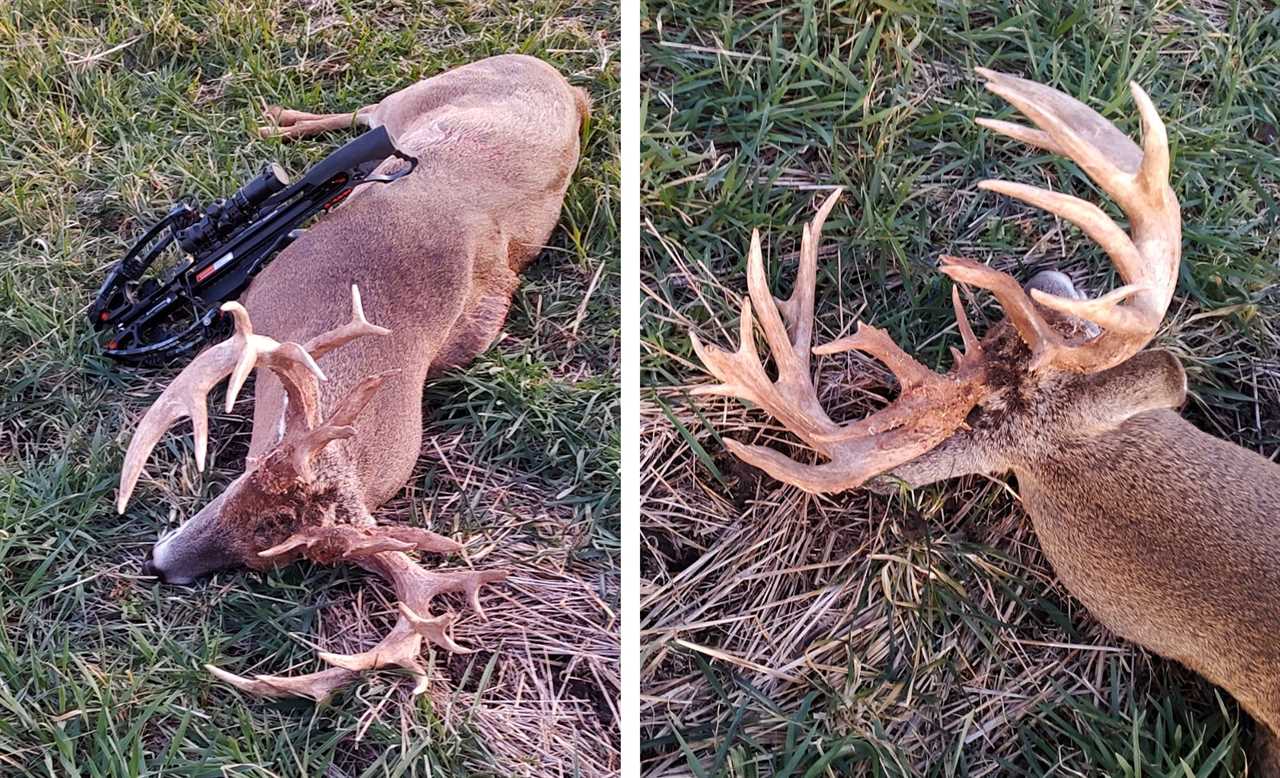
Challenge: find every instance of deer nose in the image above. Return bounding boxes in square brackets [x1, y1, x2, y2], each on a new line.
[140, 550, 165, 582]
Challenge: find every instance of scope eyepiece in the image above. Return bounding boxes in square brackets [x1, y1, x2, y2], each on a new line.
[175, 163, 291, 255]
[232, 163, 290, 214]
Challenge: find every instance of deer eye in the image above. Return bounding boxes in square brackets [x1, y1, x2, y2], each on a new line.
[252, 508, 299, 549]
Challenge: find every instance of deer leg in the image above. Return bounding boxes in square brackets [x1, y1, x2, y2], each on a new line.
[1228, 690, 1280, 777]
[428, 241, 521, 377]
[262, 108, 321, 127]
[258, 104, 377, 139]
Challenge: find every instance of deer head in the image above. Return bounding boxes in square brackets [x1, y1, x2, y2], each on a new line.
[690, 69, 1182, 495]
[119, 286, 505, 700]
[121, 286, 396, 582]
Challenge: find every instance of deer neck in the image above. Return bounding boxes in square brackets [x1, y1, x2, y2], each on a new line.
[1006, 349, 1189, 461]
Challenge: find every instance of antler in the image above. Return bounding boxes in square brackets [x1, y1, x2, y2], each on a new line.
[210, 379, 507, 701]
[944, 68, 1180, 373]
[302, 284, 390, 358]
[119, 286, 507, 701]
[282, 370, 395, 481]
[206, 552, 508, 701]
[689, 72, 1179, 496]
[117, 285, 389, 512]
[690, 189, 989, 494]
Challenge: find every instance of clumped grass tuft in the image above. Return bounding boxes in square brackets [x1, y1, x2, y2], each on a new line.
[641, 1, 1278, 775]
[0, 0, 618, 775]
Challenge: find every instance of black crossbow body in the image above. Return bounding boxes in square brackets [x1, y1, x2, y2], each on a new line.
[90, 126, 418, 365]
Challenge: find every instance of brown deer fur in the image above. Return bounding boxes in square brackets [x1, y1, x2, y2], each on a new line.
[887, 287, 1280, 766]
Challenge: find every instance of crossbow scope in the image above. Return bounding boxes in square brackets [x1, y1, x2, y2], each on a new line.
[90, 126, 417, 365]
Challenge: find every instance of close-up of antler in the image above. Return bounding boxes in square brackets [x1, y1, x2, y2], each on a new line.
[118, 285, 507, 701]
[691, 68, 1180, 496]
[659, 38, 1280, 770]
[690, 190, 990, 494]
[941, 67, 1181, 374]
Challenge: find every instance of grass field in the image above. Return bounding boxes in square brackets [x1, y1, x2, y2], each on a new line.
[641, 1, 1279, 775]
[0, 1, 618, 775]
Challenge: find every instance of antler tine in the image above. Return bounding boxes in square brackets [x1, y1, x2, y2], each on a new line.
[208, 552, 507, 701]
[263, 286, 395, 447]
[258, 524, 462, 562]
[951, 286, 982, 358]
[690, 192, 848, 453]
[205, 664, 358, 702]
[938, 255, 1067, 371]
[286, 369, 401, 481]
[303, 284, 392, 358]
[971, 69, 1181, 373]
[117, 357, 222, 514]
[222, 304, 326, 413]
[775, 189, 842, 369]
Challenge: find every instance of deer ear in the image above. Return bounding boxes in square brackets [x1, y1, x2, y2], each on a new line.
[1025, 270, 1084, 300]
[1146, 350, 1188, 406]
[1074, 350, 1187, 426]
[1026, 271, 1102, 340]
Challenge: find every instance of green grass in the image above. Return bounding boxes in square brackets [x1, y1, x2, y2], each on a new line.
[0, 0, 618, 775]
[641, 1, 1279, 775]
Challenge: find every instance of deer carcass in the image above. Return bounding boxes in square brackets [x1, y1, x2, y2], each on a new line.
[117, 54, 588, 700]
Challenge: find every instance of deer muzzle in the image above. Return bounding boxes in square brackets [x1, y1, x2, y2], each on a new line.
[144, 491, 239, 584]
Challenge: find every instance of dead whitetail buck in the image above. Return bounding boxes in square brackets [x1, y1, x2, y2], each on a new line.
[116, 55, 587, 701]
[691, 70, 1280, 769]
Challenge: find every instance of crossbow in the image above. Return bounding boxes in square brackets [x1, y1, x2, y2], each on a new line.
[90, 126, 417, 365]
